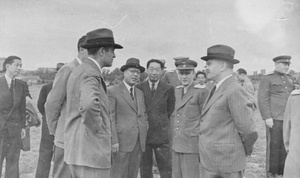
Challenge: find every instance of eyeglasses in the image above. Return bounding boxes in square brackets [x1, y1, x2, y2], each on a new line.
[127, 69, 141, 74]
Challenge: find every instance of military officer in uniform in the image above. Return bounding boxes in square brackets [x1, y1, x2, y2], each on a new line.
[258, 55, 295, 178]
[162, 57, 189, 87]
[172, 59, 209, 178]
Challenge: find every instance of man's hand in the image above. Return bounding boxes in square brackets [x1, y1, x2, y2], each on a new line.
[265, 118, 274, 128]
[21, 128, 26, 139]
[112, 143, 119, 153]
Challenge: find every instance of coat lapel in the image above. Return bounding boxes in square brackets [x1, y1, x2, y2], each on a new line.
[148, 81, 167, 111]
[176, 83, 194, 110]
[84, 58, 106, 93]
[119, 82, 137, 113]
[202, 76, 234, 115]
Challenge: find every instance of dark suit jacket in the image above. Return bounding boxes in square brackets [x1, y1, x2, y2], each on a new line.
[199, 76, 258, 173]
[136, 80, 175, 144]
[108, 82, 148, 152]
[0, 76, 26, 137]
[37, 82, 53, 116]
[64, 58, 111, 169]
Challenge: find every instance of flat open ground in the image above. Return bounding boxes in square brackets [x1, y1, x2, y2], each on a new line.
[15, 84, 266, 178]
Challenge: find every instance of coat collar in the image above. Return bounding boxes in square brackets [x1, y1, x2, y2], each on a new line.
[176, 82, 195, 110]
[118, 82, 137, 113]
[202, 76, 235, 115]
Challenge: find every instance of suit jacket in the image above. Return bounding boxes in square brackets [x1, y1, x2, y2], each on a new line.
[45, 58, 80, 148]
[64, 58, 111, 169]
[136, 80, 175, 144]
[0, 76, 26, 137]
[108, 82, 148, 152]
[199, 76, 258, 173]
[172, 83, 208, 153]
[283, 90, 300, 178]
[258, 71, 295, 121]
[38, 82, 53, 116]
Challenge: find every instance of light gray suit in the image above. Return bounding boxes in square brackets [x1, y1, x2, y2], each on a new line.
[199, 76, 258, 177]
[108, 82, 148, 178]
[64, 58, 111, 176]
[283, 90, 300, 178]
[45, 58, 80, 178]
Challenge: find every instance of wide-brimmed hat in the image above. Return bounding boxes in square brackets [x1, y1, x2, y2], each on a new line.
[120, 58, 145, 73]
[201, 44, 239, 64]
[81, 28, 123, 49]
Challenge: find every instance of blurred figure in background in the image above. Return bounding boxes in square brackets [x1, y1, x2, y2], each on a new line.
[236, 68, 256, 110]
[35, 63, 64, 178]
[195, 71, 207, 88]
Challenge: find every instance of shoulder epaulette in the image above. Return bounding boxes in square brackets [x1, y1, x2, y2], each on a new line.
[194, 84, 206, 89]
[291, 89, 300, 95]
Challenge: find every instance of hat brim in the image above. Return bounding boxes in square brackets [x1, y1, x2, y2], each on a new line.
[201, 55, 239, 64]
[120, 65, 145, 73]
[81, 43, 123, 49]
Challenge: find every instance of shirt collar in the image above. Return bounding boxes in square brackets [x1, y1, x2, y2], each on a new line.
[123, 80, 134, 91]
[75, 57, 82, 64]
[216, 75, 232, 90]
[88, 57, 102, 74]
[4, 73, 14, 87]
[148, 79, 159, 90]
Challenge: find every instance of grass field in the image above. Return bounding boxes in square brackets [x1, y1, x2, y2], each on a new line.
[16, 84, 266, 178]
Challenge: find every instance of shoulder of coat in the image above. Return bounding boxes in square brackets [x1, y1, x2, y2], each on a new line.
[291, 90, 300, 95]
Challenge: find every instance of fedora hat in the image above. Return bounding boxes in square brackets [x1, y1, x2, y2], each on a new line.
[120, 58, 145, 73]
[81, 28, 123, 49]
[201, 44, 239, 64]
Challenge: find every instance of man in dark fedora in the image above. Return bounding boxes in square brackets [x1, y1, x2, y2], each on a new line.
[64, 28, 123, 177]
[108, 58, 148, 178]
[45, 35, 87, 178]
[136, 59, 175, 178]
[258, 55, 295, 178]
[0, 56, 27, 178]
[199, 44, 258, 178]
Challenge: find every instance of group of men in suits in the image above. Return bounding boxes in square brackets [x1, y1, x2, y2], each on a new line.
[0, 27, 260, 178]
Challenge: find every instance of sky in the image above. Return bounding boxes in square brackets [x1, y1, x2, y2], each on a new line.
[0, 0, 300, 74]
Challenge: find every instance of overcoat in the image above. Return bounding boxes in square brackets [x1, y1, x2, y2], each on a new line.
[283, 90, 300, 178]
[64, 58, 111, 168]
[199, 76, 258, 173]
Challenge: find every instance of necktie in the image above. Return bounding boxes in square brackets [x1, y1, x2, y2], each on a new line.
[151, 83, 155, 92]
[10, 80, 14, 98]
[130, 87, 134, 100]
[207, 85, 216, 102]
